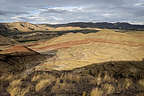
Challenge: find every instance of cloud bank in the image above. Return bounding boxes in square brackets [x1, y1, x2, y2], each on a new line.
[0, 0, 144, 24]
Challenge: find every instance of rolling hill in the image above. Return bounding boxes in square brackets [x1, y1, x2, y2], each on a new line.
[0, 22, 144, 96]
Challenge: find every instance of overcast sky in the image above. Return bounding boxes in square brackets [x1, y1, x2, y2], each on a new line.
[0, 0, 144, 24]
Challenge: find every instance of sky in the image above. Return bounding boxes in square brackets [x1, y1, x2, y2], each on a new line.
[0, 0, 144, 24]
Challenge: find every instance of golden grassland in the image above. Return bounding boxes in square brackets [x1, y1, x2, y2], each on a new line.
[0, 25, 144, 95]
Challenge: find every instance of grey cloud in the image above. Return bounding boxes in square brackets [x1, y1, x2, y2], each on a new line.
[0, 10, 28, 16]
[41, 9, 68, 14]
[0, 0, 144, 24]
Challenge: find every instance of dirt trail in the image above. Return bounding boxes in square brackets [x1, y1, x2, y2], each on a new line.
[31, 38, 144, 52]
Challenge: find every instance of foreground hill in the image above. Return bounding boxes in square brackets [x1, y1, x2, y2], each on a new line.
[0, 59, 144, 96]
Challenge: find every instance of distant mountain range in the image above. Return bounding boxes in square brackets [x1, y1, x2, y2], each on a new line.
[0, 22, 144, 32]
[47, 22, 144, 30]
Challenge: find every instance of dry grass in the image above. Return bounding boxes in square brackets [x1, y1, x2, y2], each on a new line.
[103, 83, 115, 94]
[32, 73, 56, 92]
[8, 86, 30, 96]
[32, 73, 56, 82]
[138, 79, 144, 88]
[0, 74, 13, 81]
[31, 74, 41, 82]
[123, 79, 133, 89]
[7, 79, 30, 96]
[0, 60, 143, 95]
[136, 93, 144, 96]
[35, 79, 51, 92]
[90, 88, 103, 96]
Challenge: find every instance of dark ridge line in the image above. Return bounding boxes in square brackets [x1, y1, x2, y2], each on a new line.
[30, 60, 144, 73]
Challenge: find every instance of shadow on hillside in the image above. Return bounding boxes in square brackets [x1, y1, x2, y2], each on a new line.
[0, 50, 57, 74]
[26, 60, 144, 96]
[0, 23, 100, 43]
[0, 58, 144, 96]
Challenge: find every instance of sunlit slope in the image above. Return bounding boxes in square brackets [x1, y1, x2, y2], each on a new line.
[1, 29, 144, 71]
[26, 29, 144, 70]
[30, 29, 144, 48]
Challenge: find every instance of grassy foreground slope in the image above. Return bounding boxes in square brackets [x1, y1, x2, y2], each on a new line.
[0, 60, 144, 96]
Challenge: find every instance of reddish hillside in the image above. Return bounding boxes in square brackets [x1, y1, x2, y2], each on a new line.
[0, 45, 38, 55]
[29, 38, 144, 53]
